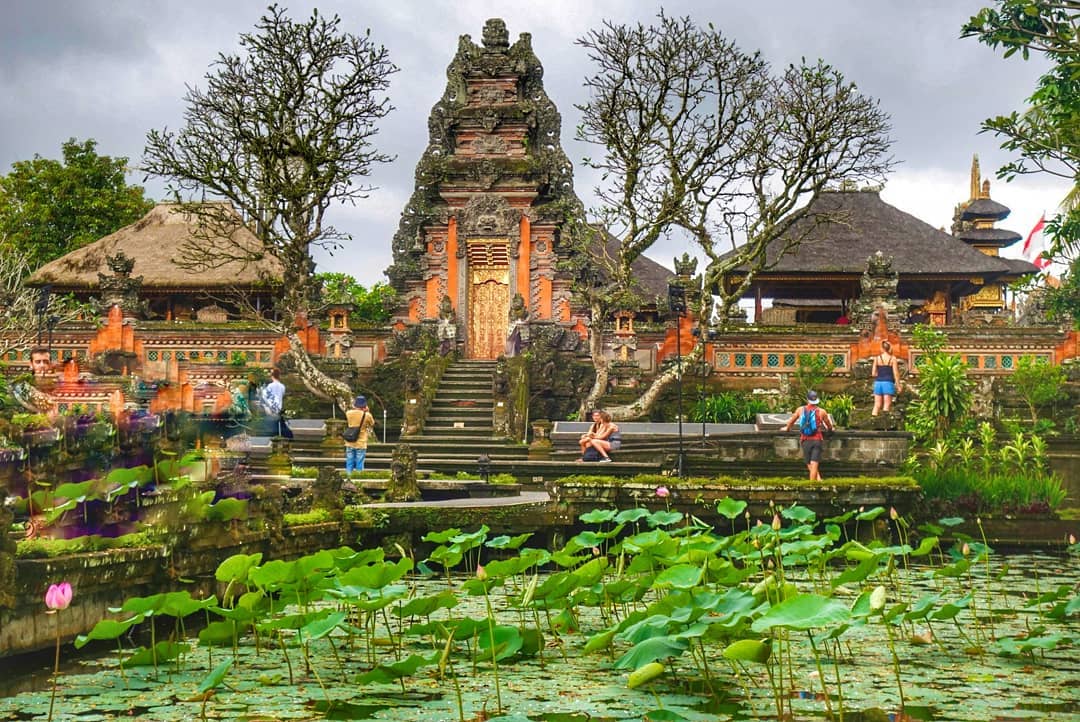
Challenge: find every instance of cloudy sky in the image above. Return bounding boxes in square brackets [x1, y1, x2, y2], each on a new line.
[1, 0, 1070, 285]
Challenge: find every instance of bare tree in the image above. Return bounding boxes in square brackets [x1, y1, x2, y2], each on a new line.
[570, 14, 894, 416]
[0, 244, 86, 360]
[142, 5, 396, 408]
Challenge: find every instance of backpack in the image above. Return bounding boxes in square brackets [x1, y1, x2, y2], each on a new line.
[799, 407, 818, 435]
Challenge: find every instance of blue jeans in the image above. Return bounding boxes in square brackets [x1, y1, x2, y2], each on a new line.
[345, 447, 367, 474]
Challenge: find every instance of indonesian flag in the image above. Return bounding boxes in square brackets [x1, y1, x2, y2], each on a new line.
[1022, 214, 1051, 270]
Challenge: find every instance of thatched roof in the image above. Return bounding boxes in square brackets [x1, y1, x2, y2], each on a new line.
[593, 230, 676, 299]
[718, 189, 1032, 278]
[960, 197, 1011, 221]
[27, 203, 285, 291]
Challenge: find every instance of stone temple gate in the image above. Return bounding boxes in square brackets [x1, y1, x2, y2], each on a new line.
[385, 18, 583, 359]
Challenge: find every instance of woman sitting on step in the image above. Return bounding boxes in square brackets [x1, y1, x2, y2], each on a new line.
[578, 410, 619, 463]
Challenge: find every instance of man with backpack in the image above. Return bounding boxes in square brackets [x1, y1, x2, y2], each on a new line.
[782, 390, 834, 480]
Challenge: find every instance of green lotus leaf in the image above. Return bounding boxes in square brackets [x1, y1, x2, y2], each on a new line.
[751, 593, 851, 632]
[354, 652, 438, 685]
[299, 610, 346, 641]
[653, 564, 703, 590]
[338, 557, 412, 590]
[120, 641, 188, 668]
[53, 480, 95, 502]
[930, 594, 972, 621]
[855, 506, 885, 521]
[831, 554, 881, 588]
[422, 528, 461, 543]
[478, 624, 523, 661]
[781, 504, 816, 523]
[582, 628, 617, 654]
[197, 659, 233, 694]
[216, 552, 264, 582]
[615, 507, 651, 524]
[722, 638, 772, 664]
[393, 590, 458, 618]
[112, 593, 166, 616]
[639, 710, 690, 721]
[613, 635, 688, 670]
[485, 532, 532, 549]
[74, 617, 140, 648]
[715, 497, 748, 520]
[198, 620, 241, 646]
[647, 510, 683, 527]
[580, 509, 617, 524]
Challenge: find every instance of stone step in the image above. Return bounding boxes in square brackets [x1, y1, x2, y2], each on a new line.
[425, 405, 494, 416]
[424, 419, 495, 429]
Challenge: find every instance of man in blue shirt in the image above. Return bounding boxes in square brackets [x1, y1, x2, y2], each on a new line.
[260, 368, 292, 438]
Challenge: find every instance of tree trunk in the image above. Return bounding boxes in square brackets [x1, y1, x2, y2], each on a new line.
[284, 332, 353, 413]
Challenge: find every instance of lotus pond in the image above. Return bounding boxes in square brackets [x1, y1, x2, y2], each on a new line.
[2, 503, 1078, 721]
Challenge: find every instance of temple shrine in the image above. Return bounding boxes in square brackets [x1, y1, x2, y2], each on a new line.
[384, 19, 670, 359]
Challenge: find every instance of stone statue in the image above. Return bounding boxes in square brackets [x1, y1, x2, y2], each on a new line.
[97, 252, 145, 316]
[850, 252, 899, 331]
[505, 293, 530, 357]
[436, 295, 457, 355]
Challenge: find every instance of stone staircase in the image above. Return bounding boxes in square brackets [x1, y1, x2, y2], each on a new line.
[360, 360, 528, 475]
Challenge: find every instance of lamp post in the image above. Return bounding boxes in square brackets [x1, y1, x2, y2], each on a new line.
[668, 283, 686, 478]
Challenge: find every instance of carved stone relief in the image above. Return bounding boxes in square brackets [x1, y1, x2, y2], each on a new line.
[459, 195, 520, 237]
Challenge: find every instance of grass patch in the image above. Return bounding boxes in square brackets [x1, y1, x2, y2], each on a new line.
[282, 509, 335, 526]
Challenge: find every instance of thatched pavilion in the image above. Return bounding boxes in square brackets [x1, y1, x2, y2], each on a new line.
[27, 203, 284, 321]
[716, 188, 1038, 326]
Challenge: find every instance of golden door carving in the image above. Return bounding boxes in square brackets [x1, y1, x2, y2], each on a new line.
[468, 265, 509, 359]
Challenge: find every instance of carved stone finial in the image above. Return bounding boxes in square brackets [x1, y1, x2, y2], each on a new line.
[482, 18, 509, 51]
[98, 252, 144, 316]
[850, 252, 899, 329]
[673, 253, 698, 278]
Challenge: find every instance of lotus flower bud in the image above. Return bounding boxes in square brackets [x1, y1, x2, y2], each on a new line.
[45, 582, 72, 611]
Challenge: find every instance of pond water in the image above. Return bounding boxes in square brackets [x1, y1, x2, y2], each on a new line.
[0, 523, 1077, 722]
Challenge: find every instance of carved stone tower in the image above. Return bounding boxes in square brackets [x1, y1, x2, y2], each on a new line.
[385, 19, 582, 359]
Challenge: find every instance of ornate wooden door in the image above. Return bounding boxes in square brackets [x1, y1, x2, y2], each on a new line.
[466, 240, 510, 359]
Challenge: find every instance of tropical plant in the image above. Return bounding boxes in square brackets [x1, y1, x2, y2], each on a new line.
[912, 353, 973, 440]
[1008, 355, 1066, 423]
[821, 393, 855, 427]
[790, 354, 837, 408]
[689, 391, 773, 424]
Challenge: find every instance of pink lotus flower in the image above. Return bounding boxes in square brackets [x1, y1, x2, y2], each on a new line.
[655, 486, 670, 498]
[476, 564, 488, 581]
[45, 582, 72, 611]
[771, 514, 782, 531]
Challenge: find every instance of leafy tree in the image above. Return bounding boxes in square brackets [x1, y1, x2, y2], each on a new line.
[0, 138, 154, 271]
[142, 5, 396, 408]
[1008, 354, 1066, 423]
[317, 273, 395, 324]
[569, 14, 893, 415]
[963, 3, 1080, 317]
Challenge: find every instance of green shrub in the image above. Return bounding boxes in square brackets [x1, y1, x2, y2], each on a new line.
[690, 391, 774, 424]
[283, 509, 334, 526]
[821, 394, 854, 427]
[291, 466, 319, 478]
